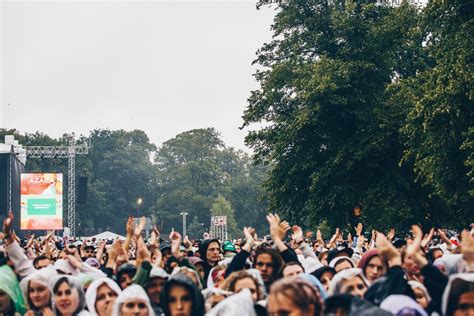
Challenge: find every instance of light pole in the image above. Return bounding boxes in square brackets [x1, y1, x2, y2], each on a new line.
[180, 212, 188, 237]
[137, 198, 143, 218]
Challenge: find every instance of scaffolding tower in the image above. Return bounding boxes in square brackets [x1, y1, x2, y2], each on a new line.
[25, 134, 90, 236]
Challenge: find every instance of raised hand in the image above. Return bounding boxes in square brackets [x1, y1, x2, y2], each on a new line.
[26, 234, 36, 248]
[170, 230, 182, 258]
[152, 225, 161, 239]
[406, 225, 428, 268]
[45, 230, 55, 241]
[376, 231, 401, 267]
[291, 225, 303, 243]
[421, 228, 435, 249]
[243, 227, 255, 244]
[134, 216, 147, 238]
[136, 235, 151, 266]
[149, 230, 159, 250]
[279, 220, 291, 240]
[126, 216, 134, 237]
[387, 228, 395, 241]
[267, 214, 282, 241]
[3, 211, 14, 238]
[438, 228, 451, 244]
[347, 232, 353, 245]
[183, 235, 192, 249]
[328, 228, 339, 248]
[242, 227, 255, 252]
[356, 223, 363, 237]
[316, 230, 323, 242]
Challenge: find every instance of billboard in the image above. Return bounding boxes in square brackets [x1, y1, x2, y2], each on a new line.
[20, 173, 63, 230]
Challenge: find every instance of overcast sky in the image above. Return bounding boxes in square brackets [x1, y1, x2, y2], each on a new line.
[0, 0, 276, 151]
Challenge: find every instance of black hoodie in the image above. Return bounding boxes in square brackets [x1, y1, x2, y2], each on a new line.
[198, 239, 220, 285]
[161, 274, 205, 316]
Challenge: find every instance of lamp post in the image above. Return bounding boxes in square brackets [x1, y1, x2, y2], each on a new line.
[137, 198, 143, 218]
[180, 212, 188, 237]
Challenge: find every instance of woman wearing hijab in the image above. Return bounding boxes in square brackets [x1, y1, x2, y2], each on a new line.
[161, 274, 205, 316]
[408, 280, 431, 310]
[111, 284, 154, 316]
[50, 275, 90, 316]
[328, 268, 369, 299]
[85, 278, 121, 316]
[442, 273, 474, 316]
[20, 265, 57, 315]
[0, 264, 27, 315]
[311, 266, 336, 293]
[357, 249, 386, 283]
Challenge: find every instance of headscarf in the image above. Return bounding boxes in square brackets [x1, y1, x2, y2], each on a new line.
[357, 249, 380, 273]
[116, 263, 137, 288]
[111, 284, 154, 316]
[311, 266, 336, 281]
[20, 265, 57, 310]
[433, 254, 463, 275]
[408, 280, 432, 304]
[85, 277, 121, 316]
[207, 288, 256, 316]
[161, 274, 205, 316]
[0, 265, 27, 314]
[172, 266, 203, 290]
[301, 257, 324, 274]
[149, 266, 169, 280]
[246, 269, 267, 299]
[328, 268, 369, 296]
[50, 275, 87, 315]
[328, 256, 356, 270]
[298, 273, 328, 300]
[380, 295, 427, 316]
[54, 259, 79, 275]
[442, 273, 474, 316]
[201, 287, 233, 312]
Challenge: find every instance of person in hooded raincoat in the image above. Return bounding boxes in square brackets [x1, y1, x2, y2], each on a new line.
[111, 284, 154, 316]
[20, 265, 57, 315]
[442, 273, 474, 316]
[0, 264, 27, 315]
[85, 277, 121, 316]
[161, 274, 205, 316]
[50, 275, 90, 316]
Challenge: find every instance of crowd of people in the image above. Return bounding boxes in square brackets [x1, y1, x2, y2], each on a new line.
[0, 211, 473, 316]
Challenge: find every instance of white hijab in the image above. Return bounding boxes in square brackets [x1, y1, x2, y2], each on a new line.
[85, 277, 121, 316]
[111, 284, 155, 316]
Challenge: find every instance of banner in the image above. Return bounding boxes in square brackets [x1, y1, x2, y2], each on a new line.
[21, 173, 63, 230]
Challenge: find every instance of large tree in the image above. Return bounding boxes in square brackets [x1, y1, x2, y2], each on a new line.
[242, 0, 434, 231]
[400, 0, 474, 225]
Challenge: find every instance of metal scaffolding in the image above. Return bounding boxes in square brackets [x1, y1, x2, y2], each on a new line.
[25, 134, 90, 236]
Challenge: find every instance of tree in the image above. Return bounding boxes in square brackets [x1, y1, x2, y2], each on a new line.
[187, 215, 206, 240]
[400, 0, 474, 225]
[154, 128, 226, 232]
[242, 0, 433, 231]
[210, 195, 239, 239]
[78, 129, 157, 234]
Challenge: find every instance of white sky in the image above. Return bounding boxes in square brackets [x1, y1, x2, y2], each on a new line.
[0, 0, 277, 151]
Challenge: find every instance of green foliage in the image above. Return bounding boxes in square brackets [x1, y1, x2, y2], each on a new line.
[242, 0, 470, 231]
[187, 215, 207, 239]
[153, 128, 269, 233]
[400, 0, 474, 224]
